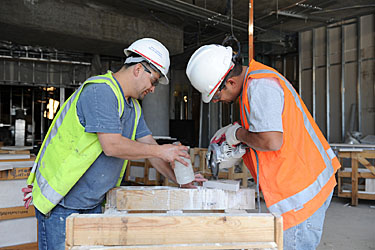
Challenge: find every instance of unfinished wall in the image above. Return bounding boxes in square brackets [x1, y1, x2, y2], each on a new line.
[299, 14, 375, 143]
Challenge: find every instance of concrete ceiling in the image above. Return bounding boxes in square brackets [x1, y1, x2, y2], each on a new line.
[0, 0, 374, 59]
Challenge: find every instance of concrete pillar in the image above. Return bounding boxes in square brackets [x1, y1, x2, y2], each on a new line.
[142, 83, 170, 136]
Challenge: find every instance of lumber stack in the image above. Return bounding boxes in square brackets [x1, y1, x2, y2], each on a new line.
[0, 147, 37, 249]
[66, 186, 283, 250]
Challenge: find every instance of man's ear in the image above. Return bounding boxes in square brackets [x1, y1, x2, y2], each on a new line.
[133, 63, 141, 77]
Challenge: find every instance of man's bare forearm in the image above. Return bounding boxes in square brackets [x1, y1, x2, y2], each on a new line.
[236, 128, 283, 152]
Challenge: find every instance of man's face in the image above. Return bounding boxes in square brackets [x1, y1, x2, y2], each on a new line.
[138, 63, 160, 100]
[211, 82, 236, 104]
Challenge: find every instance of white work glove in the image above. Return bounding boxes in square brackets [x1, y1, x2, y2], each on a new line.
[22, 185, 33, 209]
[225, 123, 242, 146]
[218, 141, 246, 169]
[210, 124, 232, 144]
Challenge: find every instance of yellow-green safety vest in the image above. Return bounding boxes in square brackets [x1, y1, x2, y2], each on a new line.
[27, 71, 141, 215]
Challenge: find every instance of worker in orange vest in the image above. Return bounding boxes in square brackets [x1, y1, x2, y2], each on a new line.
[186, 44, 341, 250]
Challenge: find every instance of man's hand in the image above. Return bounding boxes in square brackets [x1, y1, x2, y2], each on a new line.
[210, 124, 232, 144]
[180, 173, 207, 189]
[225, 123, 242, 146]
[158, 144, 190, 169]
[22, 185, 33, 209]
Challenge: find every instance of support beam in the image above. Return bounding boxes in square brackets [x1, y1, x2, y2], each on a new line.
[0, 0, 183, 56]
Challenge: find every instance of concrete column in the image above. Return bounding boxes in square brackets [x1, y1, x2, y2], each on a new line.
[142, 83, 170, 136]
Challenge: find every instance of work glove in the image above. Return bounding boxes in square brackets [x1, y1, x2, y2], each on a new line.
[225, 123, 242, 146]
[210, 124, 232, 144]
[218, 141, 246, 169]
[22, 185, 33, 209]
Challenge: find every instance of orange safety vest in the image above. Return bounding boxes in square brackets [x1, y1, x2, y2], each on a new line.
[239, 59, 341, 230]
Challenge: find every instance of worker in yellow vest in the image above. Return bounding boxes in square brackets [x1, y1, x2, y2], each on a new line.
[186, 44, 340, 250]
[24, 38, 205, 250]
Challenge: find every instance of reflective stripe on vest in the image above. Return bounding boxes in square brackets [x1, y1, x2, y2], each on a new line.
[30, 74, 141, 208]
[244, 69, 335, 215]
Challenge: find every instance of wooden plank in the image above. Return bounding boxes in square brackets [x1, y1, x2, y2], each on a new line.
[0, 167, 31, 180]
[357, 156, 375, 175]
[106, 187, 255, 211]
[66, 213, 277, 247]
[338, 171, 375, 178]
[0, 157, 35, 163]
[0, 242, 38, 250]
[0, 206, 35, 220]
[0, 150, 30, 155]
[351, 153, 359, 206]
[66, 213, 75, 249]
[274, 214, 283, 250]
[69, 242, 278, 249]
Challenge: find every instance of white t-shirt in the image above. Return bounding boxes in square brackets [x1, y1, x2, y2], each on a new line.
[246, 77, 284, 133]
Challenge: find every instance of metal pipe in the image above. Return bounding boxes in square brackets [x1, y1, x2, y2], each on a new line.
[357, 17, 362, 133]
[130, 0, 248, 33]
[326, 26, 331, 142]
[32, 88, 35, 146]
[276, 10, 334, 23]
[9, 86, 12, 126]
[41, 90, 45, 140]
[249, 0, 254, 61]
[341, 24, 346, 141]
[298, 32, 302, 95]
[312, 29, 316, 120]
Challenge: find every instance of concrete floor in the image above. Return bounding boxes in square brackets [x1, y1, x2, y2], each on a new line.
[251, 195, 375, 249]
[318, 196, 375, 250]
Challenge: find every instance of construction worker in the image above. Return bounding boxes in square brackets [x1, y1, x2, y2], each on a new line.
[23, 38, 205, 250]
[186, 44, 341, 250]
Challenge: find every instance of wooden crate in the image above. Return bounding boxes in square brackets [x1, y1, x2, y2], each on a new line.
[66, 186, 282, 250]
[333, 144, 375, 205]
[124, 160, 161, 186]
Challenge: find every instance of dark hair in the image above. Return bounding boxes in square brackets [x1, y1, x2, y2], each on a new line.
[228, 53, 243, 78]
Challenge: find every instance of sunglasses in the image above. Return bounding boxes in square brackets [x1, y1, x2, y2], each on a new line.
[140, 63, 160, 87]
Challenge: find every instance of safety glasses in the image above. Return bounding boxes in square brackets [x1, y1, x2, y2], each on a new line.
[140, 63, 159, 87]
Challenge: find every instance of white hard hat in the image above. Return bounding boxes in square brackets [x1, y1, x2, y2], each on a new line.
[124, 38, 170, 85]
[186, 45, 234, 103]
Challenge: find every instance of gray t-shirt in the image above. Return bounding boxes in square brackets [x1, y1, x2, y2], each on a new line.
[59, 79, 151, 209]
[247, 77, 284, 133]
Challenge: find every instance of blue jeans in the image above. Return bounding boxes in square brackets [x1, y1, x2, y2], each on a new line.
[35, 204, 102, 250]
[283, 191, 333, 250]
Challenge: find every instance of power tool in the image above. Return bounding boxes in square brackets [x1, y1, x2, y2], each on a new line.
[206, 141, 247, 179]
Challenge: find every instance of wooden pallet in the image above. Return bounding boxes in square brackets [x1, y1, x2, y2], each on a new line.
[66, 186, 282, 250]
[336, 148, 375, 205]
[124, 160, 161, 186]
